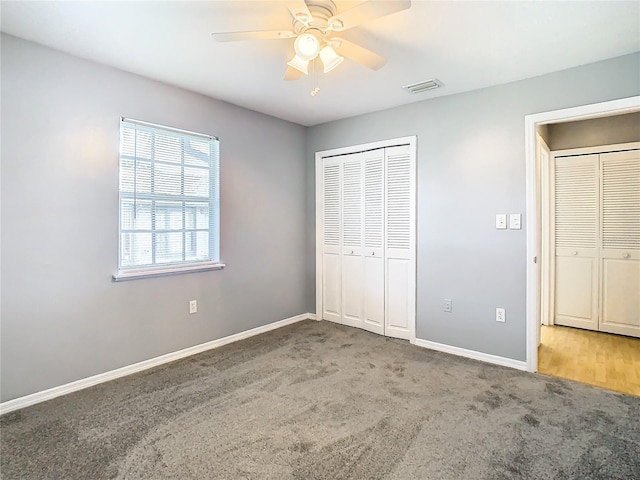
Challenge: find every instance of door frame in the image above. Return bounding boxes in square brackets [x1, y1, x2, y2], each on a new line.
[315, 135, 417, 342]
[538, 134, 552, 328]
[524, 96, 640, 372]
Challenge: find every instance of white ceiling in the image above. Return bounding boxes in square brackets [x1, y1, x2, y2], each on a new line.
[1, 1, 639, 126]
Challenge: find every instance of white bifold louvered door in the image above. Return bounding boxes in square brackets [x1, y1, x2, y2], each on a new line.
[321, 157, 342, 324]
[319, 142, 415, 340]
[341, 153, 367, 330]
[553, 148, 639, 338]
[600, 150, 640, 337]
[363, 149, 386, 335]
[553, 155, 599, 330]
[384, 145, 415, 340]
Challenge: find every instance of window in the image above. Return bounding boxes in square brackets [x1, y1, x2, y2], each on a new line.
[113, 118, 222, 280]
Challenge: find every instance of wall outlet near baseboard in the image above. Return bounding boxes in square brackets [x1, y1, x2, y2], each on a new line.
[496, 307, 505, 322]
[189, 300, 197, 314]
[444, 299, 452, 313]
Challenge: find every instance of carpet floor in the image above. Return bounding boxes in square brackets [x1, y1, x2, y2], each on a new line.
[1, 320, 639, 479]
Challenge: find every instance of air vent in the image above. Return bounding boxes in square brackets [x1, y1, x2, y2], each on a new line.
[403, 79, 441, 94]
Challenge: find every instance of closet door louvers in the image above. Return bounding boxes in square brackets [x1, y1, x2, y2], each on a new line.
[599, 150, 640, 337]
[363, 150, 385, 334]
[384, 145, 415, 340]
[319, 141, 415, 341]
[341, 154, 365, 329]
[553, 154, 599, 331]
[321, 158, 341, 323]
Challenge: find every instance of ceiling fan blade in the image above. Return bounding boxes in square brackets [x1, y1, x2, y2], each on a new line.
[212, 30, 295, 42]
[283, 66, 304, 81]
[286, 0, 312, 24]
[332, 38, 387, 70]
[328, 0, 411, 31]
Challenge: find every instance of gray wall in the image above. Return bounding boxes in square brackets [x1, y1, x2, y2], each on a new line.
[548, 111, 640, 150]
[2, 34, 639, 403]
[1, 35, 308, 402]
[306, 53, 640, 361]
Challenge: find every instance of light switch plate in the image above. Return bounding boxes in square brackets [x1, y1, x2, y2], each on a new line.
[495, 214, 507, 230]
[509, 213, 522, 230]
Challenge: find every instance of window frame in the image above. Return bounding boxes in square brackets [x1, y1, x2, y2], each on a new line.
[113, 118, 224, 281]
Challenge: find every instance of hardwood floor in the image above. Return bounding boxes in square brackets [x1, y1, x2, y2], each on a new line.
[538, 325, 640, 397]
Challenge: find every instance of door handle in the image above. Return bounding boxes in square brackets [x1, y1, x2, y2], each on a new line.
[572, 251, 578, 256]
[372, 251, 375, 256]
[622, 253, 630, 259]
[350, 250, 354, 255]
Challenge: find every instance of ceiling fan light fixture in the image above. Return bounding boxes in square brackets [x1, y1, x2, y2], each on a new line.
[287, 54, 309, 75]
[319, 45, 344, 73]
[294, 33, 321, 61]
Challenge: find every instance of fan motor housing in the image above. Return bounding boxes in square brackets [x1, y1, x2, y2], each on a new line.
[293, 0, 337, 35]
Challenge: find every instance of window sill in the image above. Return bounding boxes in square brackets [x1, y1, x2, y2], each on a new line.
[112, 262, 225, 282]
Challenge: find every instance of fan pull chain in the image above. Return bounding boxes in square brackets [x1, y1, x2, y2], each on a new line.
[310, 58, 320, 96]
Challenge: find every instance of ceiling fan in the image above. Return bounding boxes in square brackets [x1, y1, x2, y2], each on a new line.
[212, 0, 411, 81]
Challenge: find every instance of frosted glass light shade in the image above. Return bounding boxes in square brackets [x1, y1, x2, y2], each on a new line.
[287, 54, 309, 75]
[319, 45, 344, 73]
[294, 33, 320, 61]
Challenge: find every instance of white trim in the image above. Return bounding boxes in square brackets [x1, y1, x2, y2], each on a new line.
[315, 152, 324, 324]
[552, 141, 640, 158]
[316, 136, 417, 159]
[524, 96, 640, 373]
[538, 134, 552, 328]
[0, 313, 313, 415]
[113, 262, 226, 281]
[121, 117, 216, 140]
[414, 338, 528, 371]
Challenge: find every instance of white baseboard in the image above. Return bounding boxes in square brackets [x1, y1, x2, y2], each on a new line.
[308, 313, 317, 320]
[0, 313, 313, 415]
[414, 338, 528, 371]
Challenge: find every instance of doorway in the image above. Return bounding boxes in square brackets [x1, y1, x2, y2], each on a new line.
[524, 96, 640, 373]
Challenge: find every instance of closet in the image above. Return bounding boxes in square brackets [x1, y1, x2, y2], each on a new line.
[316, 138, 416, 340]
[552, 144, 639, 338]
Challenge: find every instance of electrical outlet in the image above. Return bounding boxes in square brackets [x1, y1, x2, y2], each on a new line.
[444, 299, 452, 313]
[496, 307, 506, 323]
[189, 300, 197, 314]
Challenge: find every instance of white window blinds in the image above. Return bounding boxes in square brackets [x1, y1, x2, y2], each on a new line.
[117, 118, 220, 275]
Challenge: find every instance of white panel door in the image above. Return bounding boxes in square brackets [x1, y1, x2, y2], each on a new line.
[599, 150, 640, 337]
[363, 149, 385, 335]
[384, 145, 415, 340]
[322, 158, 341, 323]
[341, 154, 365, 329]
[553, 154, 599, 330]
